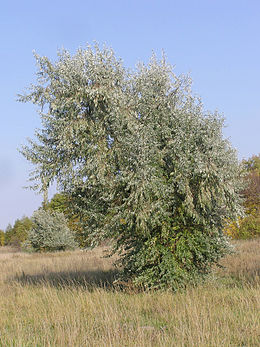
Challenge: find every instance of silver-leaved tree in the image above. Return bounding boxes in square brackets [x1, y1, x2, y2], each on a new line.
[19, 44, 243, 289]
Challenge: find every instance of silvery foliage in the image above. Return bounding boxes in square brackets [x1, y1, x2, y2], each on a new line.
[19, 44, 243, 287]
[28, 209, 78, 252]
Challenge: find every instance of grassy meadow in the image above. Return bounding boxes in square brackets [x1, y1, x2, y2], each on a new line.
[0, 239, 259, 347]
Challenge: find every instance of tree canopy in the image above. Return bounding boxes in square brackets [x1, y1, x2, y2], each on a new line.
[19, 44, 243, 289]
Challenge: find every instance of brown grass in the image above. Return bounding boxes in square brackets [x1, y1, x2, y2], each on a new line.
[0, 240, 259, 346]
[217, 239, 260, 285]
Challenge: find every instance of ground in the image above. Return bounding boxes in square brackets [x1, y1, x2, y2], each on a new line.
[0, 239, 259, 346]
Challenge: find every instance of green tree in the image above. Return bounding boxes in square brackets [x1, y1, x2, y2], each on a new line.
[46, 193, 68, 213]
[4, 224, 13, 245]
[28, 209, 78, 252]
[242, 154, 260, 175]
[4, 217, 33, 247]
[19, 44, 243, 289]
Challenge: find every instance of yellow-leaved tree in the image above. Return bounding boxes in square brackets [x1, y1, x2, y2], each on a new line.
[0, 229, 5, 246]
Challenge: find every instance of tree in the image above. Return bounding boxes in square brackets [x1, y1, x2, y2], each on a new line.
[225, 154, 260, 239]
[27, 209, 78, 252]
[242, 154, 260, 210]
[46, 193, 68, 213]
[4, 217, 33, 247]
[19, 44, 243, 289]
[4, 224, 13, 245]
[242, 154, 260, 175]
[240, 154, 260, 238]
[0, 229, 5, 246]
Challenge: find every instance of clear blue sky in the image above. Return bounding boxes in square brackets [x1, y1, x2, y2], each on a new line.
[0, 0, 259, 230]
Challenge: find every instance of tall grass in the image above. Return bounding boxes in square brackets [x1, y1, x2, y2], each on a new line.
[0, 240, 259, 346]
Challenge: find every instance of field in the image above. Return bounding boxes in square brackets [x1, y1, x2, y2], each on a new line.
[0, 239, 259, 346]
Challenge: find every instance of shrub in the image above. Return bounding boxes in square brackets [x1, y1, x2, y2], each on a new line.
[28, 209, 78, 252]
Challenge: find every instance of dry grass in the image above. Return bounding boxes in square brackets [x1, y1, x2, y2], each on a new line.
[0, 240, 259, 346]
[217, 238, 260, 287]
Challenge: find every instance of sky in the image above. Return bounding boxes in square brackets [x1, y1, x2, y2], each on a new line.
[0, 0, 259, 230]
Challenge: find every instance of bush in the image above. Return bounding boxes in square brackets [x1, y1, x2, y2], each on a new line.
[28, 209, 78, 252]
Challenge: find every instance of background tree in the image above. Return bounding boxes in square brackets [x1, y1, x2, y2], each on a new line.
[242, 154, 260, 175]
[46, 193, 68, 213]
[0, 229, 5, 246]
[242, 154, 260, 210]
[225, 154, 260, 239]
[4, 217, 33, 247]
[240, 154, 260, 238]
[19, 44, 243, 289]
[4, 224, 13, 245]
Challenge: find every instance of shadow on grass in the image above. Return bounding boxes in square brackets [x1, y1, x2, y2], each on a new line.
[11, 269, 121, 291]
